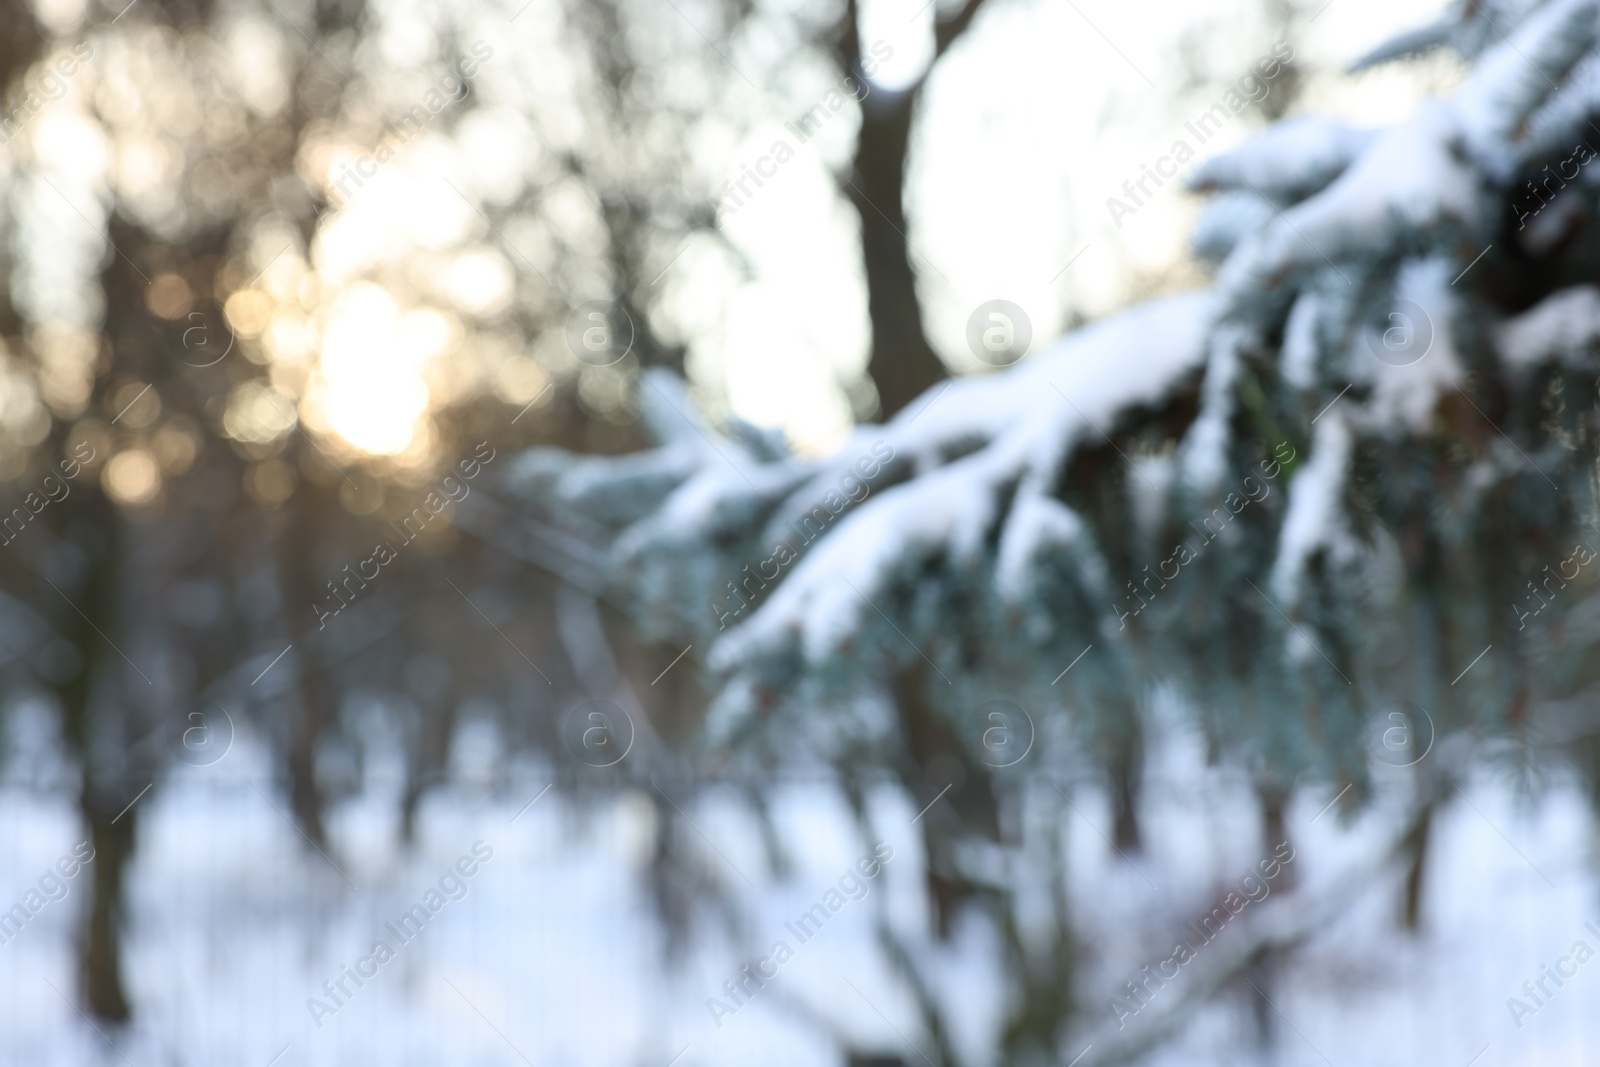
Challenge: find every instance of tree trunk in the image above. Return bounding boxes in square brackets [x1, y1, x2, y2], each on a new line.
[848, 91, 949, 419]
[833, 0, 967, 420]
[1258, 782, 1296, 893]
[81, 800, 135, 1020]
[1110, 726, 1144, 853]
[280, 484, 334, 850]
[1399, 800, 1433, 931]
[53, 490, 136, 1020]
[892, 663, 998, 937]
[401, 691, 458, 845]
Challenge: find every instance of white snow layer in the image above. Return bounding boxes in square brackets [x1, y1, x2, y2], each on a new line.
[708, 291, 1219, 674]
[1186, 115, 1381, 201]
[1497, 285, 1600, 370]
[1269, 409, 1355, 612]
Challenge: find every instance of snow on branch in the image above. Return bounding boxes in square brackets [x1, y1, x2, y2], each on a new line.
[706, 293, 1216, 675]
[1497, 285, 1600, 371]
[501, 0, 1600, 774]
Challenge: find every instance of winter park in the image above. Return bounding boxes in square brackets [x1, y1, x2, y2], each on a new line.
[6, 0, 1600, 1063]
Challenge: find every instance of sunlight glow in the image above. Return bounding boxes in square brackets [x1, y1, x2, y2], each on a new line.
[306, 283, 433, 456]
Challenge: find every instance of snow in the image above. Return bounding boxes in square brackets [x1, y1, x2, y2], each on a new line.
[5, 719, 1599, 1066]
[1449, 0, 1600, 167]
[1350, 0, 1564, 73]
[1496, 285, 1600, 371]
[1216, 99, 1478, 294]
[504, 442, 706, 527]
[708, 291, 1218, 677]
[1269, 409, 1354, 610]
[1177, 325, 1246, 493]
[1355, 257, 1466, 433]
[1189, 190, 1277, 264]
[1346, 12, 1456, 72]
[1282, 290, 1321, 390]
[1206, 0, 1594, 311]
[1186, 116, 1380, 202]
[994, 493, 1096, 614]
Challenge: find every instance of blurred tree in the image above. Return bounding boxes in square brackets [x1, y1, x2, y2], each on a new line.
[511, 1, 1600, 1061]
[0, 0, 608, 1019]
[0, 0, 792, 1022]
[833, 0, 989, 417]
[8, 1, 1591, 1064]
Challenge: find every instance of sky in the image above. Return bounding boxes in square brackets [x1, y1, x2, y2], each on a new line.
[678, 0, 1463, 453]
[6, 0, 1467, 475]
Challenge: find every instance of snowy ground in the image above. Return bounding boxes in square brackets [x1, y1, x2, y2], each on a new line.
[0, 715, 1597, 1067]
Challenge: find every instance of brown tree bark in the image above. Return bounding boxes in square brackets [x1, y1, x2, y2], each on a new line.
[833, 0, 992, 419]
[847, 92, 947, 419]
